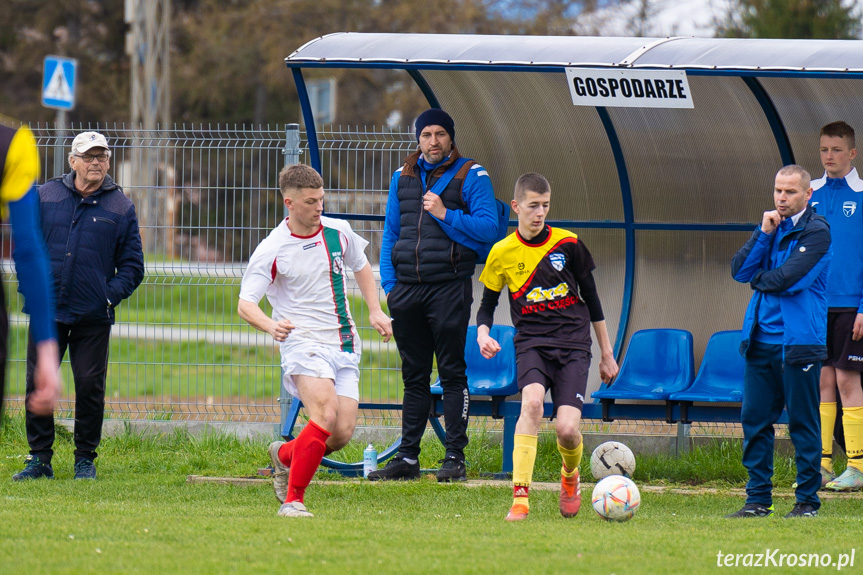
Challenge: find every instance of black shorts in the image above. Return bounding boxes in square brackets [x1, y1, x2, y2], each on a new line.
[516, 346, 590, 411]
[825, 310, 863, 371]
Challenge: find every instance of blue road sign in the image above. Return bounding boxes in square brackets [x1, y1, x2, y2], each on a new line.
[42, 56, 77, 110]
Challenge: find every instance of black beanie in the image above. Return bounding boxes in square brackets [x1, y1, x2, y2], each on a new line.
[415, 108, 455, 144]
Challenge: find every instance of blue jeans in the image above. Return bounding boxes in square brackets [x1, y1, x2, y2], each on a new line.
[741, 340, 821, 508]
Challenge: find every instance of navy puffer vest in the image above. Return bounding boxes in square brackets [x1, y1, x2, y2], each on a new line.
[391, 149, 477, 284]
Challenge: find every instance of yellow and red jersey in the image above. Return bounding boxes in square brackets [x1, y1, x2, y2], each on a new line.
[479, 226, 595, 351]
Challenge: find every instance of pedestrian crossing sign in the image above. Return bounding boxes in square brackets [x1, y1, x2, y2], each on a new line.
[42, 56, 77, 110]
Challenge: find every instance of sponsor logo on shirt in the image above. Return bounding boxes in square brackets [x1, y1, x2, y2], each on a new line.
[516, 262, 529, 276]
[303, 241, 322, 250]
[522, 282, 578, 315]
[526, 282, 570, 303]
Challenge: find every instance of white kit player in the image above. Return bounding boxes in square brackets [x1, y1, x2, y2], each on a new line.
[238, 164, 392, 518]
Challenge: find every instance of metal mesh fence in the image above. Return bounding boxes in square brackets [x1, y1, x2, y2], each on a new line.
[1, 122, 746, 439]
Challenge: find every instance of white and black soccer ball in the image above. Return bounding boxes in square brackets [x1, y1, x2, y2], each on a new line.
[590, 441, 636, 480]
[591, 475, 640, 522]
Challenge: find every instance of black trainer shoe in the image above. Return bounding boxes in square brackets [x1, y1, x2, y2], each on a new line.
[74, 458, 97, 480]
[12, 455, 54, 481]
[725, 502, 774, 518]
[784, 503, 818, 518]
[436, 456, 466, 482]
[367, 456, 420, 481]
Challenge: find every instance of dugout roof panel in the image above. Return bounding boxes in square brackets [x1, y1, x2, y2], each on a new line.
[284, 33, 863, 393]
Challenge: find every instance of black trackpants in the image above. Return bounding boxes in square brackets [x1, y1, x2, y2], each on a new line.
[25, 322, 111, 465]
[389, 278, 472, 460]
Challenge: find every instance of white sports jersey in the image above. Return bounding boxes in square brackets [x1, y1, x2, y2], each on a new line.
[239, 215, 370, 353]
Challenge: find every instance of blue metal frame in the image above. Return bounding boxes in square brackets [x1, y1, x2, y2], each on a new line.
[280, 51, 814, 476]
[292, 68, 322, 172]
[595, 107, 635, 361]
[280, 399, 402, 477]
[325, 212, 756, 231]
[407, 69, 440, 109]
[286, 60, 863, 80]
[743, 77, 795, 166]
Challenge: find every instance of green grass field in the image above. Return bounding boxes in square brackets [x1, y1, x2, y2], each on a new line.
[1, 414, 860, 575]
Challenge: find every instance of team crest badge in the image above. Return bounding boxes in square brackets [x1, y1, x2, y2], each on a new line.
[331, 253, 344, 275]
[844, 201, 857, 217]
[550, 253, 566, 272]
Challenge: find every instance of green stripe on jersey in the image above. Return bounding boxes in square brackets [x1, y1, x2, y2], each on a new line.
[322, 226, 354, 353]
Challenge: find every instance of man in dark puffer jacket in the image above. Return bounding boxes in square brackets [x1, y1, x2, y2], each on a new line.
[372, 109, 498, 482]
[13, 131, 143, 482]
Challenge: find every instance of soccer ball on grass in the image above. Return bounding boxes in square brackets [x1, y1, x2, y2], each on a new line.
[591, 475, 641, 522]
[590, 440, 636, 479]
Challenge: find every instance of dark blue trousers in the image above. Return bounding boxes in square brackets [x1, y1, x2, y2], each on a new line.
[741, 340, 821, 508]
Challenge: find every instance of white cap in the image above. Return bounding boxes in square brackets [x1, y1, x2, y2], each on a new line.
[71, 131, 110, 154]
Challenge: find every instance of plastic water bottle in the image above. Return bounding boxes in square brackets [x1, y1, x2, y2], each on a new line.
[363, 444, 377, 478]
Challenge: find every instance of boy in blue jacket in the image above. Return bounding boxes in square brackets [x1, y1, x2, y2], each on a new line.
[811, 121, 863, 491]
[729, 165, 831, 519]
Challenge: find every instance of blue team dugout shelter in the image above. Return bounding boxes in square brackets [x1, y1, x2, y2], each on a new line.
[284, 33, 863, 403]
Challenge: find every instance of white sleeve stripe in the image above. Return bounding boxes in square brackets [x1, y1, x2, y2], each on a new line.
[477, 170, 488, 177]
[395, 167, 404, 174]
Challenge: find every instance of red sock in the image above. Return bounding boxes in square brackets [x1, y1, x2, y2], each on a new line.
[286, 420, 331, 503]
[278, 440, 295, 467]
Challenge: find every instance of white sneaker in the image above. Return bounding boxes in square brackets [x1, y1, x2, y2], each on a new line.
[278, 501, 314, 518]
[268, 441, 289, 503]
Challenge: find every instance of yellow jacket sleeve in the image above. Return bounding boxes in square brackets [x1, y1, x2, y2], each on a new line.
[2, 125, 40, 205]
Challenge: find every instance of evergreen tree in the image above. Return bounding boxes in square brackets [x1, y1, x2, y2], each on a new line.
[718, 0, 861, 39]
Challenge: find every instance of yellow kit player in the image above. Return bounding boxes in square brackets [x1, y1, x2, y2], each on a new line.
[476, 172, 618, 521]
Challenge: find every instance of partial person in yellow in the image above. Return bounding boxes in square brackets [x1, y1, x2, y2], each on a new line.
[0, 118, 60, 422]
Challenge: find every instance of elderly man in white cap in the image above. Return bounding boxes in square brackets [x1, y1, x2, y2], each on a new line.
[13, 131, 144, 482]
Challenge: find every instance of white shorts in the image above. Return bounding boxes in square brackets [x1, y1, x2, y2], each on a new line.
[280, 341, 361, 402]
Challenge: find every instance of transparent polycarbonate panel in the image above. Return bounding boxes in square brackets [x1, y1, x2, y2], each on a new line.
[423, 69, 624, 222]
[632, 37, 863, 72]
[288, 33, 655, 67]
[759, 77, 863, 177]
[621, 230, 754, 368]
[610, 75, 782, 224]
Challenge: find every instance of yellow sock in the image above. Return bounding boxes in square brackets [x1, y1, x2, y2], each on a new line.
[843, 406, 863, 472]
[820, 402, 837, 473]
[557, 440, 583, 478]
[512, 434, 537, 510]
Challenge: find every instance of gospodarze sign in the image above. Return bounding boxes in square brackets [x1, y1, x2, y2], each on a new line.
[565, 68, 694, 109]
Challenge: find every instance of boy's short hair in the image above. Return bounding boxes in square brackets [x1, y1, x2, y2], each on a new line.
[820, 121, 856, 149]
[279, 164, 324, 197]
[514, 172, 551, 202]
[777, 164, 812, 190]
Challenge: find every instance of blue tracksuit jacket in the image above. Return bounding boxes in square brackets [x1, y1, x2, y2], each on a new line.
[810, 167, 863, 312]
[731, 205, 831, 365]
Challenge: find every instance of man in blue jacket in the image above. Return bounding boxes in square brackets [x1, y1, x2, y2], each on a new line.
[729, 164, 831, 519]
[13, 131, 144, 481]
[811, 121, 863, 491]
[370, 109, 498, 482]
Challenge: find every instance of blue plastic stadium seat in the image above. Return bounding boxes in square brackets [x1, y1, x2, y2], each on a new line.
[431, 325, 518, 396]
[591, 328, 695, 401]
[668, 330, 744, 422]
